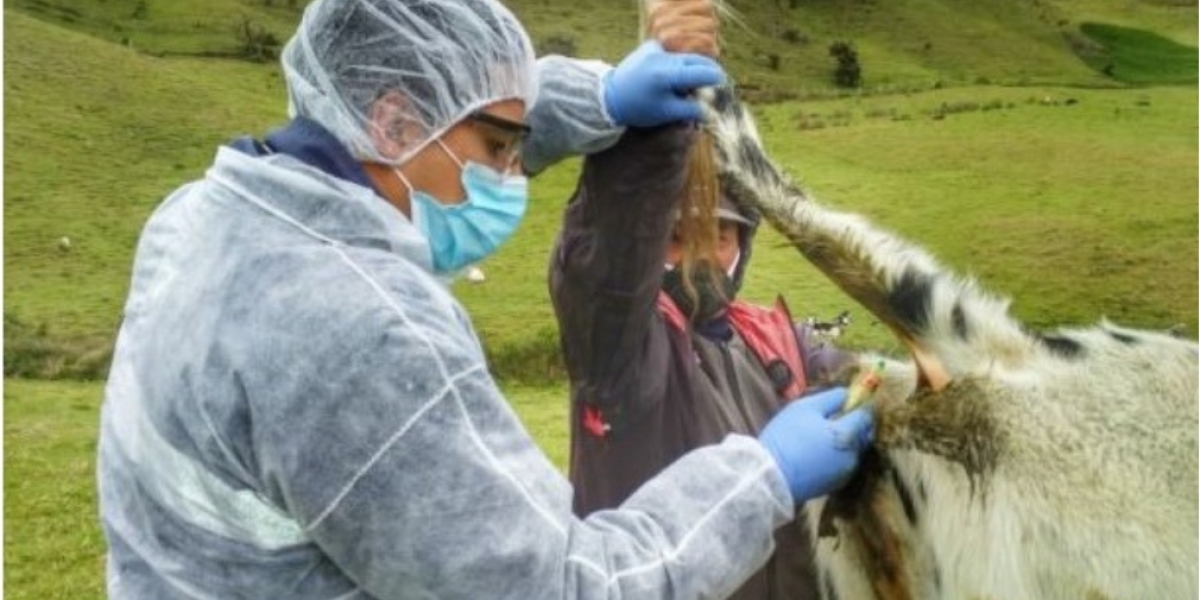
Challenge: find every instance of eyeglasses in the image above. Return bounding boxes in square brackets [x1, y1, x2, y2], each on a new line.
[466, 110, 530, 173]
[468, 111, 530, 136]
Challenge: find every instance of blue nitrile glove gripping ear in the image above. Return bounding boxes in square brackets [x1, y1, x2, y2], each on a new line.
[602, 40, 726, 128]
[758, 387, 875, 504]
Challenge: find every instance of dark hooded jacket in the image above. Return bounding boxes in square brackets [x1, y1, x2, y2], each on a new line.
[549, 124, 854, 600]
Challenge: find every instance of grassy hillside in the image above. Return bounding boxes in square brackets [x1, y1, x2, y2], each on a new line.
[738, 86, 1198, 346]
[4, 379, 108, 599]
[4, 11, 286, 339]
[8, 0, 302, 57]
[4, 2, 1197, 380]
[9, 0, 1197, 95]
[1077, 21, 1199, 83]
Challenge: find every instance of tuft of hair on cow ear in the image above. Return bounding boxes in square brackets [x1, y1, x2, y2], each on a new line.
[715, 172, 758, 220]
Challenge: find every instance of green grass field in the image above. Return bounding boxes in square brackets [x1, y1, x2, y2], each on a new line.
[6, 2, 1197, 348]
[4, 0, 1196, 597]
[4, 380, 108, 599]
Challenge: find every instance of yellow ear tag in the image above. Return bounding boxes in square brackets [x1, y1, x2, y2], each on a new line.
[843, 360, 885, 413]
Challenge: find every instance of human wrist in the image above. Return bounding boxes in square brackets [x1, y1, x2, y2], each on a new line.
[755, 435, 797, 503]
[600, 69, 624, 127]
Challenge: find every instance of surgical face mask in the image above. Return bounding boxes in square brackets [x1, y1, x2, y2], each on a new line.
[662, 261, 738, 325]
[396, 139, 528, 274]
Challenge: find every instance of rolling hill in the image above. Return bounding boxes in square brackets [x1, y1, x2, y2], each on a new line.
[4, 0, 1196, 380]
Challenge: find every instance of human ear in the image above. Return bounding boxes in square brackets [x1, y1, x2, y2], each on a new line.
[367, 91, 422, 161]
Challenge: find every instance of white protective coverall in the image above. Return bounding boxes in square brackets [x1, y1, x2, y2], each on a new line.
[97, 58, 795, 600]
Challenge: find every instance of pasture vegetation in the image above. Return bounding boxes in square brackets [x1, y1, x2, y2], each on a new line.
[3, 0, 1196, 597]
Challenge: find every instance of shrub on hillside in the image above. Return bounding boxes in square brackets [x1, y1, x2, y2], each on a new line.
[3, 313, 113, 380]
[828, 40, 862, 88]
[780, 28, 806, 45]
[234, 18, 282, 63]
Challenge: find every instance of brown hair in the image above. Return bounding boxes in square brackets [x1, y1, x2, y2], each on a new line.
[671, 129, 727, 317]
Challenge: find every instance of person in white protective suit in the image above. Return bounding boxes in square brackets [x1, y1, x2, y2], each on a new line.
[96, 0, 875, 598]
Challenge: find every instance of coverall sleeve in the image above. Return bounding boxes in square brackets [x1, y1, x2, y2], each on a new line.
[522, 56, 625, 175]
[251, 281, 793, 600]
[549, 124, 692, 424]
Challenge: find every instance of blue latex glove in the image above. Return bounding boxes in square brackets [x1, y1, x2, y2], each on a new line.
[758, 387, 875, 503]
[602, 40, 726, 128]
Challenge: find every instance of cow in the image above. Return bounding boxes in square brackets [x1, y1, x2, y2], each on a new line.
[699, 85, 1198, 600]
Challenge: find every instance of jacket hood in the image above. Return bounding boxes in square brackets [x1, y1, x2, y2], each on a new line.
[722, 192, 761, 293]
[206, 146, 434, 271]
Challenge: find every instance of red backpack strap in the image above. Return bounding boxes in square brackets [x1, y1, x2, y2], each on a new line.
[726, 295, 807, 400]
[656, 290, 688, 332]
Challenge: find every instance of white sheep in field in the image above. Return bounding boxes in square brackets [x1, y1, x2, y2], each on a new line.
[701, 85, 1198, 600]
[464, 265, 487, 284]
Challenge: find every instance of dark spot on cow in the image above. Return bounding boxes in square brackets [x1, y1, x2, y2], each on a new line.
[888, 270, 934, 332]
[737, 136, 773, 183]
[1037, 333, 1085, 359]
[890, 469, 918, 527]
[1108, 330, 1138, 345]
[819, 449, 887, 539]
[712, 85, 734, 113]
[951, 303, 969, 340]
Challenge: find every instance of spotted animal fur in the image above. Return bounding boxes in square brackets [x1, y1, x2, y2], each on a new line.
[700, 85, 1199, 600]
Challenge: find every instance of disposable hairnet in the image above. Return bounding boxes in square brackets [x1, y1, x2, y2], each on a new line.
[282, 0, 538, 165]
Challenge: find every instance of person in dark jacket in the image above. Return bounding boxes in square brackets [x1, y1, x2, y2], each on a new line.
[549, 121, 859, 599]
